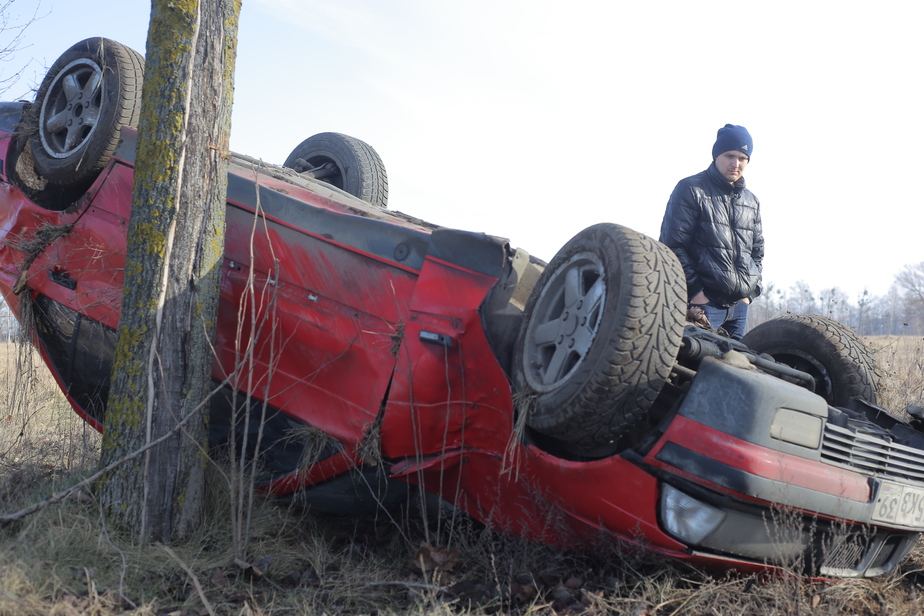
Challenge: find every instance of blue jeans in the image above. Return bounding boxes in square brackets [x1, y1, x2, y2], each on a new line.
[695, 300, 749, 340]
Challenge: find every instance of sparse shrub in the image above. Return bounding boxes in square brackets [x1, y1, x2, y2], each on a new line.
[866, 335, 924, 413]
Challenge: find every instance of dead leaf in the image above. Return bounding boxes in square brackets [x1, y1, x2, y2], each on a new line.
[510, 582, 538, 603]
[252, 557, 273, 576]
[227, 592, 248, 603]
[564, 575, 582, 589]
[210, 568, 227, 587]
[234, 556, 273, 579]
[413, 542, 460, 574]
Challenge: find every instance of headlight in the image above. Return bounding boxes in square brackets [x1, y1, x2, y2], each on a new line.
[660, 484, 727, 545]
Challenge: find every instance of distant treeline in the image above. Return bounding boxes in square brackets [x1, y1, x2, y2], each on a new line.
[749, 261, 924, 336]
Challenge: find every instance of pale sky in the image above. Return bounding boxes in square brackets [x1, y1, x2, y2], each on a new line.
[3, 0, 922, 301]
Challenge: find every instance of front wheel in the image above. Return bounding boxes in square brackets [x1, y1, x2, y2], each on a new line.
[512, 223, 686, 452]
[741, 314, 882, 406]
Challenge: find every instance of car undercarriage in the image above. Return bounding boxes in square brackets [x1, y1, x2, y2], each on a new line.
[2, 37, 924, 579]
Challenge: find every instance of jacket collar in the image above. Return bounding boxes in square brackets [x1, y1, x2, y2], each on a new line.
[706, 162, 747, 194]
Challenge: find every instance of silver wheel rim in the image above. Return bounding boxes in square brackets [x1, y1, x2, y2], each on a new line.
[39, 58, 104, 158]
[523, 251, 606, 392]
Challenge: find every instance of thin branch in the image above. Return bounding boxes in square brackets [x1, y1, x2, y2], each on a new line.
[161, 543, 218, 616]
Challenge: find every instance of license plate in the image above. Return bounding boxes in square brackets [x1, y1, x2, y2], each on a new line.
[872, 481, 924, 527]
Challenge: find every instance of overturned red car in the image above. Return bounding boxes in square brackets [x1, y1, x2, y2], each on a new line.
[3, 38, 924, 579]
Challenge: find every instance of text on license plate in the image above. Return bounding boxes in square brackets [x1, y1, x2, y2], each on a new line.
[873, 481, 924, 527]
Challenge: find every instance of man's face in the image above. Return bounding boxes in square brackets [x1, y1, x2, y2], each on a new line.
[714, 150, 749, 183]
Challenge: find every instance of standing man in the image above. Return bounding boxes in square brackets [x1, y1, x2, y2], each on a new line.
[659, 124, 764, 340]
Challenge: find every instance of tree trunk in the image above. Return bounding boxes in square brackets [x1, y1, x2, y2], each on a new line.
[99, 0, 241, 544]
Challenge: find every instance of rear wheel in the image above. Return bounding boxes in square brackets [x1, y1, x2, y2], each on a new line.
[741, 314, 881, 406]
[513, 223, 686, 452]
[28, 38, 144, 189]
[284, 132, 388, 208]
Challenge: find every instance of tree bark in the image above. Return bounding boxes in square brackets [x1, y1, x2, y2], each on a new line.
[99, 0, 241, 544]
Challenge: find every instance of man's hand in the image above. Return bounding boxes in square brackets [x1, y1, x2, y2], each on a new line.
[689, 291, 751, 305]
[689, 291, 709, 305]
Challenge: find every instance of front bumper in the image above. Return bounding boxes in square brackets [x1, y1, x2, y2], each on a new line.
[658, 479, 918, 577]
[645, 356, 924, 577]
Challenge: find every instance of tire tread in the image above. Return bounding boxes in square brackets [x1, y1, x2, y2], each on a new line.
[515, 224, 686, 450]
[741, 314, 882, 405]
[29, 38, 145, 188]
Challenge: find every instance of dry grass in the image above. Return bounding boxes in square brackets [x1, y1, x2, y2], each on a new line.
[1, 338, 924, 614]
[0, 342, 100, 511]
[864, 335, 924, 413]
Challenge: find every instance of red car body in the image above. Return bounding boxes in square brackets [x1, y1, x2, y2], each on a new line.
[3, 92, 924, 580]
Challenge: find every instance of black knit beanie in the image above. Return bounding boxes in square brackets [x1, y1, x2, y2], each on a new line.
[712, 124, 753, 159]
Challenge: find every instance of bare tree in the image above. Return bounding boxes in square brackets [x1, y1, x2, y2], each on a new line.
[745, 282, 785, 327]
[855, 289, 873, 334]
[0, 0, 42, 96]
[896, 262, 924, 303]
[818, 287, 850, 322]
[895, 262, 924, 334]
[99, 0, 241, 543]
[784, 280, 819, 315]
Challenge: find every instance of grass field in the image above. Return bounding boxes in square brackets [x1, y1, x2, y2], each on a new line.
[865, 335, 924, 413]
[1, 337, 923, 615]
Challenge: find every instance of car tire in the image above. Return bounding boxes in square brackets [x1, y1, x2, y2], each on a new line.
[28, 38, 144, 189]
[284, 132, 388, 208]
[741, 314, 882, 406]
[513, 223, 686, 452]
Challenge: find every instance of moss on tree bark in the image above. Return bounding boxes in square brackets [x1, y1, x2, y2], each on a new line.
[99, 0, 241, 544]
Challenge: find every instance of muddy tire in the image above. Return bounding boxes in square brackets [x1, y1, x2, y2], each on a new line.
[513, 223, 686, 451]
[28, 38, 144, 189]
[741, 314, 882, 406]
[284, 132, 388, 208]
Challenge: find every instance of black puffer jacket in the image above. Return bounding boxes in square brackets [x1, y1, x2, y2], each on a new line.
[659, 163, 764, 307]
